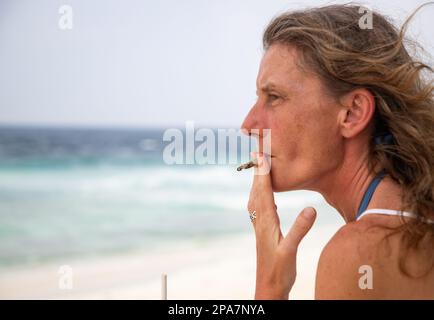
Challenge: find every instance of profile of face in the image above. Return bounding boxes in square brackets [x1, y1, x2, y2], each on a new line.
[241, 44, 350, 193]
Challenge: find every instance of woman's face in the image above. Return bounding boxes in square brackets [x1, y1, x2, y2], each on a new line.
[241, 44, 344, 192]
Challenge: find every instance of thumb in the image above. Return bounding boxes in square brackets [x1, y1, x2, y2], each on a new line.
[283, 207, 316, 249]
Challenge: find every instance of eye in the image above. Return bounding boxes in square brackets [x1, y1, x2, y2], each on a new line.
[267, 94, 280, 104]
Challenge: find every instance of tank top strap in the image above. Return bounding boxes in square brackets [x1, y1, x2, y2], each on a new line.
[357, 208, 434, 224]
[355, 170, 387, 220]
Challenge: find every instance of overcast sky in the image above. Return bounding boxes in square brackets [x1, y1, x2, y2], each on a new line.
[0, 0, 433, 128]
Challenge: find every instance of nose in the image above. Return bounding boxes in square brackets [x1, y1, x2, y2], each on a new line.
[241, 98, 257, 133]
[240, 100, 273, 156]
[240, 102, 263, 138]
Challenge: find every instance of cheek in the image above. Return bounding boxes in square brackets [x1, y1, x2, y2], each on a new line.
[266, 94, 341, 191]
[270, 109, 306, 158]
[300, 112, 342, 171]
[268, 106, 297, 149]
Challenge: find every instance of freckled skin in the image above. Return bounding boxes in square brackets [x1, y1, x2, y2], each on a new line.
[242, 43, 434, 299]
[242, 44, 343, 192]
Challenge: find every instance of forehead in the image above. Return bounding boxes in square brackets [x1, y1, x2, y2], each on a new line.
[256, 44, 301, 89]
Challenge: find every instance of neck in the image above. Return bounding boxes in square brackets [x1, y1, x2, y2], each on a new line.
[315, 151, 384, 223]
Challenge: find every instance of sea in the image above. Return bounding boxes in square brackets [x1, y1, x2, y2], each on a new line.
[0, 126, 340, 268]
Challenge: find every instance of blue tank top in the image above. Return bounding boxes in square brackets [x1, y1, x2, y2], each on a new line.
[354, 168, 433, 223]
[355, 170, 387, 220]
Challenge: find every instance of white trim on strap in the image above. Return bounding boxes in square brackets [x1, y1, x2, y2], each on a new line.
[357, 208, 434, 224]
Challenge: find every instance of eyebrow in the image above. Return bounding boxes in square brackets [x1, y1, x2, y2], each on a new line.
[256, 82, 285, 94]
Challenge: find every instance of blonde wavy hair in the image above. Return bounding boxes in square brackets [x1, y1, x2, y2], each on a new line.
[263, 3, 434, 276]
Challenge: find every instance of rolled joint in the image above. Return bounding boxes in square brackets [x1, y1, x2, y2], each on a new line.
[236, 158, 259, 171]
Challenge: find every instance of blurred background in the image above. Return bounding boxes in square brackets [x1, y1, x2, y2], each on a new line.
[0, 0, 433, 299]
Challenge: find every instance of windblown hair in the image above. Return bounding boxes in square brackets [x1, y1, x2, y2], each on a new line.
[263, 3, 434, 276]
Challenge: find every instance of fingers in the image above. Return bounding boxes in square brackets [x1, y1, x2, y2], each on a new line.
[283, 207, 316, 249]
[252, 152, 274, 213]
[247, 159, 260, 213]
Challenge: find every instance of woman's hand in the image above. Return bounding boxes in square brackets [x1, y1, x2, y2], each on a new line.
[248, 152, 317, 300]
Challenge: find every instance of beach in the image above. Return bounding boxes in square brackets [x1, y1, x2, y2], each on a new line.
[0, 127, 343, 300]
[0, 224, 338, 300]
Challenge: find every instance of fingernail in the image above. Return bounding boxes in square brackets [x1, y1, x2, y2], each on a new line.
[303, 207, 315, 219]
[264, 154, 271, 165]
[257, 154, 264, 166]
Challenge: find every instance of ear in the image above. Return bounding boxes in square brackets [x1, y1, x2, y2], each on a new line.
[337, 88, 375, 139]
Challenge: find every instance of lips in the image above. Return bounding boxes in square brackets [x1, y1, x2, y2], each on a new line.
[258, 152, 274, 158]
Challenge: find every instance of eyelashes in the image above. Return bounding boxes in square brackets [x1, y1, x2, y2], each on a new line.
[267, 94, 281, 105]
[268, 94, 279, 101]
[253, 93, 283, 106]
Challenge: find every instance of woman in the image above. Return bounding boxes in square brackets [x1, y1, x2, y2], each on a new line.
[241, 4, 434, 299]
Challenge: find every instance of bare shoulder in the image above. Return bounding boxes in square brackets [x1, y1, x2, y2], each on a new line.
[315, 218, 394, 299]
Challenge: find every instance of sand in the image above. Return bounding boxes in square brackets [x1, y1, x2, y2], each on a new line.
[0, 224, 339, 300]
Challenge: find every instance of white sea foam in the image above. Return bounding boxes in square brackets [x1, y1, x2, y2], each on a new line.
[0, 163, 340, 267]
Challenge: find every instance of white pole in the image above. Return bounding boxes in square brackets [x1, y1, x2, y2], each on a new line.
[161, 273, 167, 300]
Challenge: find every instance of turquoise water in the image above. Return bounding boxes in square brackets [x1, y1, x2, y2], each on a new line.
[0, 126, 339, 267]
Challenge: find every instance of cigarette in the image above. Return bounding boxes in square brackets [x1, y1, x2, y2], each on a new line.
[236, 158, 258, 171]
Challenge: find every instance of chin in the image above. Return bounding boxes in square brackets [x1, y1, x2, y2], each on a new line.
[270, 161, 299, 192]
[270, 173, 290, 192]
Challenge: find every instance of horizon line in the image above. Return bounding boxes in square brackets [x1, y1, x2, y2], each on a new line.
[0, 122, 244, 131]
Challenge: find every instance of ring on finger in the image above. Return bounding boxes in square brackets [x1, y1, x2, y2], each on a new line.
[249, 210, 257, 222]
